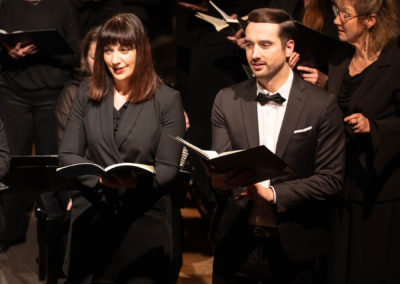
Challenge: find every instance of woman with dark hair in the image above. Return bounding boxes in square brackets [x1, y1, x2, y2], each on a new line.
[59, 13, 185, 283]
[325, 0, 400, 283]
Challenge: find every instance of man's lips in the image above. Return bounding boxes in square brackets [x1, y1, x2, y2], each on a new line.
[251, 63, 265, 70]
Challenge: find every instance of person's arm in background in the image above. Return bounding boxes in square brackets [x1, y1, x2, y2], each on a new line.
[0, 119, 10, 179]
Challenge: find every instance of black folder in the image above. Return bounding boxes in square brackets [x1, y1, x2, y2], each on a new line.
[293, 21, 344, 69]
[0, 29, 73, 55]
[2, 155, 71, 192]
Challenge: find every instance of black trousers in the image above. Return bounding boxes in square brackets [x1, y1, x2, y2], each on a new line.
[213, 229, 319, 284]
[0, 85, 59, 242]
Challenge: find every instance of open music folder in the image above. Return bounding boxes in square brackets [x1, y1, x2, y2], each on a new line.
[171, 136, 294, 185]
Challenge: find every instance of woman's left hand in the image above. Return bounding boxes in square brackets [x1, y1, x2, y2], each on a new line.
[344, 113, 370, 134]
[99, 170, 138, 189]
[112, 170, 138, 188]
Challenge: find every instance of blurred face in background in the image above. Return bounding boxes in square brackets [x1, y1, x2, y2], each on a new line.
[87, 41, 96, 74]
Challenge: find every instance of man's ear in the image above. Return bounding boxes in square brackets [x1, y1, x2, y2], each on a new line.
[285, 39, 295, 58]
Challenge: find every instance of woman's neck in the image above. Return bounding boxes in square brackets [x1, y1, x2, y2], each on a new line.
[114, 80, 130, 95]
[349, 37, 380, 76]
[114, 89, 130, 110]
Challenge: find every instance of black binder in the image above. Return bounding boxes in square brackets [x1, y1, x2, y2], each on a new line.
[293, 21, 345, 69]
[0, 29, 73, 55]
[2, 155, 75, 192]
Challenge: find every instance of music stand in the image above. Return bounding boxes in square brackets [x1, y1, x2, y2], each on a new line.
[0, 155, 82, 284]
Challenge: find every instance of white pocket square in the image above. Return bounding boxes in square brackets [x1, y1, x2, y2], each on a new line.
[293, 126, 312, 134]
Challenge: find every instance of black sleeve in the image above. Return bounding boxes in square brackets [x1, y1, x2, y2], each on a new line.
[0, 118, 10, 179]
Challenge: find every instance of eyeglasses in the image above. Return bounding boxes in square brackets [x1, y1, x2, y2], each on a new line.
[332, 4, 367, 23]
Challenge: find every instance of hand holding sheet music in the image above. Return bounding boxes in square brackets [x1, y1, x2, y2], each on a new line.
[4, 41, 38, 60]
[0, 29, 73, 56]
[194, 0, 248, 35]
[171, 136, 294, 188]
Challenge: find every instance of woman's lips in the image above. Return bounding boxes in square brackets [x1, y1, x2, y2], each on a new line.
[113, 66, 125, 74]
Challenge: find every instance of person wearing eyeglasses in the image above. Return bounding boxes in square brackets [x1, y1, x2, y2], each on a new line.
[324, 1, 400, 283]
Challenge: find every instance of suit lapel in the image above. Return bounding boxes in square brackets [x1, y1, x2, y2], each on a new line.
[240, 79, 259, 148]
[275, 74, 306, 158]
[115, 100, 144, 149]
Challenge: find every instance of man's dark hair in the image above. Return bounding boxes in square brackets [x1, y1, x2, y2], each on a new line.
[248, 8, 297, 47]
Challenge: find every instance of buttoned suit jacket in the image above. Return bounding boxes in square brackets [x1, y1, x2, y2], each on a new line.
[58, 81, 185, 281]
[210, 73, 345, 262]
[328, 38, 400, 202]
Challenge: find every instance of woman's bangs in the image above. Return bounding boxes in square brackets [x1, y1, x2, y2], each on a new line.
[100, 21, 136, 48]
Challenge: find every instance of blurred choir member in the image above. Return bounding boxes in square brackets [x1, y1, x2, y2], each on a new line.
[55, 26, 100, 145]
[0, 118, 10, 189]
[0, 0, 80, 253]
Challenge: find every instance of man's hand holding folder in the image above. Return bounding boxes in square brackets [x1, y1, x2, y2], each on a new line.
[201, 159, 255, 191]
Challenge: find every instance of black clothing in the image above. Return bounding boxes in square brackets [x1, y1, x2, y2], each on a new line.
[55, 80, 80, 145]
[0, 0, 80, 244]
[337, 64, 373, 116]
[59, 82, 185, 283]
[210, 75, 345, 283]
[0, 0, 80, 91]
[327, 38, 400, 284]
[0, 118, 9, 179]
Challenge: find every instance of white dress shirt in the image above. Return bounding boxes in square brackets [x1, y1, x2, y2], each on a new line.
[248, 69, 294, 228]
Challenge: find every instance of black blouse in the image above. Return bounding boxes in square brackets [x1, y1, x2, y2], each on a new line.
[337, 63, 375, 116]
[113, 102, 129, 137]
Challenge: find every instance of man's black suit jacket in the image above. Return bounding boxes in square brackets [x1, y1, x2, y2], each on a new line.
[58, 82, 185, 281]
[210, 73, 345, 262]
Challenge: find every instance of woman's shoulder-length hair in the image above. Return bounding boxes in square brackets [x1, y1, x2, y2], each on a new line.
[89, 13, 161, 103]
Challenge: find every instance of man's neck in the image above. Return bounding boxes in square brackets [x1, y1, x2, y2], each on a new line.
[257, 65, 291, 93]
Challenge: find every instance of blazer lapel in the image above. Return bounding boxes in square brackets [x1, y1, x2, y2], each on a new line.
[347, 47, 392, 113]
[328, 44, 353, 97]
[240, 79, 260, 148]
[275, 74, 307, 158]
[114, 100, 144, 149]
[329, 57, 350, 97]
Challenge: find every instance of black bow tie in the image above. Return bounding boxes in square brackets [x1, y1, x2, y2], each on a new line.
[256, 93, 286, 105]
